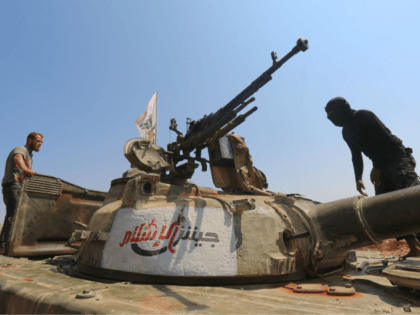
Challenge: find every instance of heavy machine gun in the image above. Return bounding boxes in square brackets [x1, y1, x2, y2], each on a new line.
[124, 38, 309, 186]
[164, 38, 309, 182]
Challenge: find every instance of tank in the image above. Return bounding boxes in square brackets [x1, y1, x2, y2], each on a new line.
[2, 38, 420, 313]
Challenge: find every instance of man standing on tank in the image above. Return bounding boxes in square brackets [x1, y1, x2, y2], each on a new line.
[0, 132, 43, 250]
[325, 97, 420, 257]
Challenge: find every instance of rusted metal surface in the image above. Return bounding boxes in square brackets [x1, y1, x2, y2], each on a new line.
[0, 253, 419, 314]
[293, 283, 328, 293]
[327, 284, 356, 296]
[5, 174, 107, 257]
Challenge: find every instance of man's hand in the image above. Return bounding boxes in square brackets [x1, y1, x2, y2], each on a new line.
[25, 169, 35, 177]
[356, 180, 368, 197]
[370, 167, 381, 186]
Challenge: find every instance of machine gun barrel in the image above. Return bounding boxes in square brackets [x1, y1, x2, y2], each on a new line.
[187, 98, 257, 149]
[182, 38, 309, 151]
[189, 110, 235, 148]
[234, 97, 255, 114]
[211, 106, 258, 143]
[210, 38, 309, 121]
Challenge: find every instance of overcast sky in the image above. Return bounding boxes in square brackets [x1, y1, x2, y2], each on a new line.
[1, 1, 419, 218]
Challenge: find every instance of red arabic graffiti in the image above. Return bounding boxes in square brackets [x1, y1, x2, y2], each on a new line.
[119, 218, 220, 257]
[119, 219, 180, 253]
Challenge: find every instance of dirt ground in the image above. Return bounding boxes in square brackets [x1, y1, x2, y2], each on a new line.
[357, 238, 410, 257]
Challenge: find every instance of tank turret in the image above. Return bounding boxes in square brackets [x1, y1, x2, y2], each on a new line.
[70, 157, 420, 284]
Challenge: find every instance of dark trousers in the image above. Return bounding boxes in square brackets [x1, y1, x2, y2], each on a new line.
[374, 148, 420, 241]
[374, 148, 420, 195]
[0, 182, 22, 246]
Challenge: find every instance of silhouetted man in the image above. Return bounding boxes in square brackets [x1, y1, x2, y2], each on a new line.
[0, 132, 43, 250]
[325, 97, 420, 256]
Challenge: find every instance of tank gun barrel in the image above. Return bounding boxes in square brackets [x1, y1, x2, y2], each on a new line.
[308, 185, 420, 270]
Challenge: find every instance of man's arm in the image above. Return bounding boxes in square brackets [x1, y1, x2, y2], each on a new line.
[350, 148, 364, 182]
[350, 147, 368, 196]
[343, 131, 368, 196]
[13, 154, 34, 177]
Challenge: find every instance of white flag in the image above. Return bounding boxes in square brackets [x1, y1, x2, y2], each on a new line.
[134, 92, 158, 143]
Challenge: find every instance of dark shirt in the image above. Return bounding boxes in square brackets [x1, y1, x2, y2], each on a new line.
[342, 110, 402, 181]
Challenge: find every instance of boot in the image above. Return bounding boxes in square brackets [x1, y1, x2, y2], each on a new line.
[404, 236, 420, 257]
